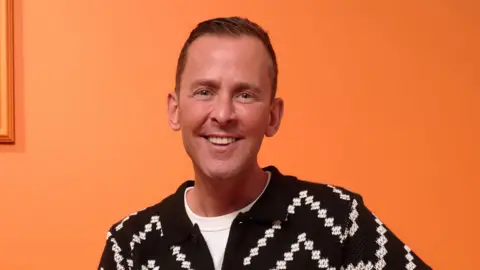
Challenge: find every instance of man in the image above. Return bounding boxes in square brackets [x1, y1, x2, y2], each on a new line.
[98, 17, 430, 270]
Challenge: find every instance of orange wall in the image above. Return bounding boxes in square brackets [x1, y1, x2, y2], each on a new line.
[1, 1, 478, 269]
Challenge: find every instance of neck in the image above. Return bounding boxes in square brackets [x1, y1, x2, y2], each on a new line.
[187, 163, 268, 217]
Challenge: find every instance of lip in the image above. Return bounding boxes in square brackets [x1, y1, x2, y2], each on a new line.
[202, 136, 243, 144]
[203, 133, 244, 139]
[201, 135, 244, 151]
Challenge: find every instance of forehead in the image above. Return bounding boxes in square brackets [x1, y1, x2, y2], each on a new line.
[188, 34, 267, 59]
[181, 35, 272, 90]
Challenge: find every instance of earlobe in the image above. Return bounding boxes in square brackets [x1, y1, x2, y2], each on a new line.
[265, 98, 284, 137]
[167, 92, 181, 131]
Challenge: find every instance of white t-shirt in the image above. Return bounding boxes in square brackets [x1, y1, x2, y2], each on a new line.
[184, 172, 271, 270]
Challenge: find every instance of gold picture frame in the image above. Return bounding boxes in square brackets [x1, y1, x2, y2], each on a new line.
[0, 0, 14, 143]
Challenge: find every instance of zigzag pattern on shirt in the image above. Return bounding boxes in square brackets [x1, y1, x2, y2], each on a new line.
[405, 245, 417, 270]
[341, 216, 390, 270]
[326, 185, 360, 242]
[346, 199, 359, 239]
[107, 210, 159, 270]
[109, 237, 126, 270]
[291, 190, 351, 243]
[115, 212, 139, 232]
[129, 215, 163, 254]
[171, 245, 195, 270]
[327, 185, 351, 201]
[270, 232, 336, 270]
[243, 220, 282, 266]
[114, 207, 149, 232]
[140, 260, 160, 270]
[244, 189, 359, 267]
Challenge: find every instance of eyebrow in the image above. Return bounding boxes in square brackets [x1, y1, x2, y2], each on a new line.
[190, 79, 220, 90]
[190, 79, 261, 93]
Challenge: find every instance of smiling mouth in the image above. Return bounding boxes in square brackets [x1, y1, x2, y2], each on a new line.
[203, 136, 240, 146]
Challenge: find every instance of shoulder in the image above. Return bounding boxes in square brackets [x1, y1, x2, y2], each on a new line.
[280, 171, 365, 209]
[267, 166, 363, 202]
[294, 177, 361, 201]
[264, 166, 366, 225]
[262, 168, 370, 245]
[289, 177, 364, 217]
[105, 194, 169, 237]
[102, 183, 186, 251]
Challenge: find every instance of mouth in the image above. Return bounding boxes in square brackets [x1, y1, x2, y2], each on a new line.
[203, 136, 241, 146]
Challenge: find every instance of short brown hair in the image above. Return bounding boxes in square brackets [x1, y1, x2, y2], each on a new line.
[174, 16, 278, 99]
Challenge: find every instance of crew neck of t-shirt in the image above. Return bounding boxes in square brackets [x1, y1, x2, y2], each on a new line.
[184, 171, 271, 232]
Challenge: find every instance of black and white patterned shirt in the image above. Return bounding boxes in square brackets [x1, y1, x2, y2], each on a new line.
[98, 166, 431, 270]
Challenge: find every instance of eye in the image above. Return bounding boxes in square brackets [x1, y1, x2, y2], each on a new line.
[196, 89, 211, 96]
[193, 88, 213, 99]
[239, 93, 251, 98]
[236, 92, 254, 101]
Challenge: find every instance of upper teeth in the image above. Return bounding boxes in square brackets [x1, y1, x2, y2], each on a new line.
[208, 137, 236, 145]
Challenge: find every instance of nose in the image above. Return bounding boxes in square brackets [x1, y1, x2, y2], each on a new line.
[211, 94, 236, 126]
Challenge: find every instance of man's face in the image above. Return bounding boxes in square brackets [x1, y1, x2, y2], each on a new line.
[168, 35, 283, 180]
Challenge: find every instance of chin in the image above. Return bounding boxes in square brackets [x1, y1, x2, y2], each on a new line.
[197, 160, 247, 180]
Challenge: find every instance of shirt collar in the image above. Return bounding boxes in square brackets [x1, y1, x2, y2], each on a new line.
[158, 166, 296, 247]
[239, 166, 297, 223]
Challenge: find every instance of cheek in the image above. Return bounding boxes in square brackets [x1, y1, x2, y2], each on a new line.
[239, 110, 270, 135]
[179, 103, 206, 128]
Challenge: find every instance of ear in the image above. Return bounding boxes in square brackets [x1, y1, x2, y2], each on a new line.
[167, 91, 181, 131]
[265, 97, 284, 137]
